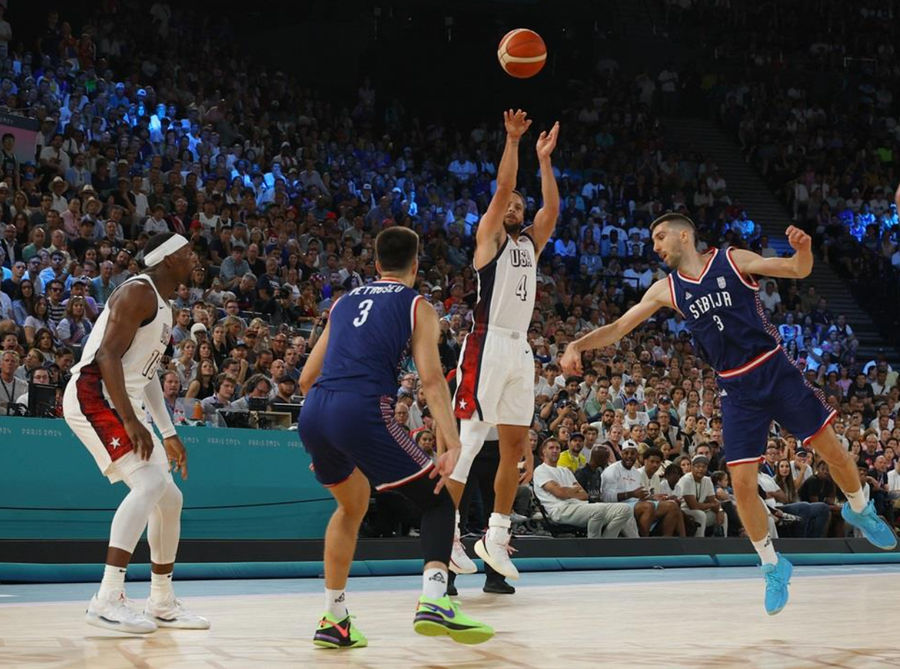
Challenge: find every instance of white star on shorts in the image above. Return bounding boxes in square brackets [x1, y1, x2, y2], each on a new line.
[110, 437, 121, 448]
[458, 399, 467, 410]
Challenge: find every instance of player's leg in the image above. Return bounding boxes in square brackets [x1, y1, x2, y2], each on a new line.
[773, 358, 896, 549]
[446, 419, 491, 575]
[655, 500, 681, 536]
[721, 381, 793, 615]
[808, 427, 897, 549]
[393, 475, 493, 645]
[634, 501, 654, 536]
[141, 435, 208, 629]
[473, 423, 528, 580]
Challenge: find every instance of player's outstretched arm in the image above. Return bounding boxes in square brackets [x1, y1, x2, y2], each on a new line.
[411, 298, 461, 490]
[95, 282, 158, 459]
[475, 111, 531, 259]
[298, 318, 333, 396]
[526, 121, 560, 255]
[729, 225, 813, 280]
[560, 278, 672, 375]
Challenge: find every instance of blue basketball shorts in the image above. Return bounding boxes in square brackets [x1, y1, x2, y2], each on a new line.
[298, 387, 434, 491]
[718, 350, 836, 466]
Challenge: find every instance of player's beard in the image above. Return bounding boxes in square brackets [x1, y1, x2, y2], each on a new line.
[503, 219, 521, 236]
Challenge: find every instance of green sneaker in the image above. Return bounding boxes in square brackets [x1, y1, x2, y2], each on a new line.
[313, 612, 368, 649]
[413, 595, 494, 645]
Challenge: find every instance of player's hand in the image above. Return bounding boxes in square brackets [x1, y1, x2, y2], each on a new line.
[504, 109, 532, 140]
[631, 487, 648, 500]
[163, 435, 188, 479]
[518, 443, 534, 485]
[430, 445, 460, 494]
[124, 417, 154, 461]
[785, 225, 811, 253]
[560, 343, 583, 376]
[536, 121, 559, 160]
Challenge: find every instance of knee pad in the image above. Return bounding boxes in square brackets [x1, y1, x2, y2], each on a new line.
[449, 420, 492, 484]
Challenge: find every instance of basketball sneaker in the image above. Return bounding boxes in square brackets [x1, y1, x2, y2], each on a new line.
[144, 597, 211, 629]
[86, 592, 157, 634]
[474, 522, 519, 580]
[841, 500, 898, 550]
[760, 554, 792, 616]
[313, 612, 368, 649]
[413, 595, 494, 645]
[450, 535, 477, 574]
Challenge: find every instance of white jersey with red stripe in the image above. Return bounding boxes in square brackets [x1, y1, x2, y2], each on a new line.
[472, 232, 537, 333]
[70, 274, 173, 402]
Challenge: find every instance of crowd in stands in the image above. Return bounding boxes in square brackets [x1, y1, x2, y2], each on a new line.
[0, 3, 898, 540]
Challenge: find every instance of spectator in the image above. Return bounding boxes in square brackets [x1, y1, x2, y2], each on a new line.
[676, 455, 727, 537]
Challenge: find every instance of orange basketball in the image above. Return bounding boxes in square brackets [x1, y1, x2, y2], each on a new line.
[497, 28, 547, 79]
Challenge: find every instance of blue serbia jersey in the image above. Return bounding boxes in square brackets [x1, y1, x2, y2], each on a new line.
[314, 279, 422, 396]
[668, 247, 780, 374]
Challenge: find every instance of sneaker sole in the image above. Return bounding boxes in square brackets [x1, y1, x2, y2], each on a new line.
[842, 510, 899, 550]
[473, 539, 519, 580]
[149, 618, 211, 630]
[449, 559, 478, 575]
[313, 638, 367, 649]
[764, 561, 792, 616]
[85, 613, 157, 634]
[413, 619, 494, 645]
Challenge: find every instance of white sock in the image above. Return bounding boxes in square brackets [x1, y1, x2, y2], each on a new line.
[149, 571, 174, 604]
[751, 535, 778, 566]
[325, 588, 348, 619]
[486, 512, 511, 544]
[423, 568, 448, 599]
[454, 510, 462, 540]
[845, 488, 867, 513]
[97, 565, 127, 600]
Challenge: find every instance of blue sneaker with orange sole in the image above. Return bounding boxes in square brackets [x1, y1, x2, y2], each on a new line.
[841, 500, 898, 550]
[760, 553, 792, 616]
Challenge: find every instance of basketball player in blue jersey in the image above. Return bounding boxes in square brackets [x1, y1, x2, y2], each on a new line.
[298, 227, 493, 648]
[561, 213, 896, 615]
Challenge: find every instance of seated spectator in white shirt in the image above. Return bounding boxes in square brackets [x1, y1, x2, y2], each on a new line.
[532, 437, 632, 538]
[675, 455, 727, 536]
[600, 442, 682, 536]
[622, 397, 649, 430]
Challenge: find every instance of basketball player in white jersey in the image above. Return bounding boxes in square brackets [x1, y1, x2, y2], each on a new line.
[63, 232, 209, 633]
[446, 110, 560, 579]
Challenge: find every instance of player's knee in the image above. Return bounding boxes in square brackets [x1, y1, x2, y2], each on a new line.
[131, 465, 170, 505]
[157, 480, 183, 516]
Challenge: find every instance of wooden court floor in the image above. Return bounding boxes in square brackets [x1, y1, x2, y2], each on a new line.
[1, 567, 899, 668]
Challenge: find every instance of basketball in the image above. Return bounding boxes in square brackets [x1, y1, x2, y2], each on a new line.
[497, 28, 547, 79]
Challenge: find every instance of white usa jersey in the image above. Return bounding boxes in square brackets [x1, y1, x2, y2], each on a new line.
[473, 233, 536, 332]
[71, 274, 173, 402]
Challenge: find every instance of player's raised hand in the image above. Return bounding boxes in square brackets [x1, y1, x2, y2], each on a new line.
[560, 343, 583, 376]
[163, 435, 188, 479]
[785, 225, 811, 253]
[124, 417, 154, 461]
[504, 109, 532, 140]
[536, 121, 559, 160]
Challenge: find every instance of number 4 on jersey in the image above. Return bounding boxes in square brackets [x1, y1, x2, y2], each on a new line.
[515, 276, 528, 302]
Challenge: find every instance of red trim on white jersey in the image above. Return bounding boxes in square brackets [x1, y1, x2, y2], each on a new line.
[717, 346, 780, 378]
[676, 248, 718, 284]
[725, 246, 760, 290]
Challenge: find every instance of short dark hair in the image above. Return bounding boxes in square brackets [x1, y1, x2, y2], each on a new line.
[540, 437, 560, 457]
[644, 447, 664, 461]
[375, 227, 419, 273]
[650, 212, 697, 237]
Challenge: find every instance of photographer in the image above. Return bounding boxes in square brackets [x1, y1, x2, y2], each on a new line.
[227, 373, 273, 413]
[0, 350, 28, 414]
[15, 367, 55, 416]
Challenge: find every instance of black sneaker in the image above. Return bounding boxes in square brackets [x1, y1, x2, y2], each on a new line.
[483, 578, 515, 595]
[447, 571, 458, 597]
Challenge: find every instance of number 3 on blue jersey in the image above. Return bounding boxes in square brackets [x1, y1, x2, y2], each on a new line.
[353, 299, 374, 327]
[713, 314, 724, 331]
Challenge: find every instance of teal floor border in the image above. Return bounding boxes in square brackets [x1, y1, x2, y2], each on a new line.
[4, 552, 900, 583]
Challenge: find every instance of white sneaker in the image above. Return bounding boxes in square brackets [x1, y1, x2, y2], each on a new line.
[450, 536, 478, 574]
[86, 592, 158, 634]
[144, 597, 211, 629]
[474, 531, 519, 581]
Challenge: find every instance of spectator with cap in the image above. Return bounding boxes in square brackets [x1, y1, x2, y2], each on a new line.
[790, 447, 814, 489]
[558, 432, 587, 472]
[676, 454, 727, 537]
[575, 442, 612, 501]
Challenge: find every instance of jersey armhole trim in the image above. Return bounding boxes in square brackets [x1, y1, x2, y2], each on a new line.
[410, 294, 423, 333]
[725, 246, 760, 290]
[473, 235, 509, 273]
[667, 274, 685, 317]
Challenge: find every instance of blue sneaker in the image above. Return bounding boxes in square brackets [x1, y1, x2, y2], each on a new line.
[841, 501, 898, 550]
[760, 554, 792, 616]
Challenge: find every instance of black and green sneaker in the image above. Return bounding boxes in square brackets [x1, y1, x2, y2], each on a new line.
[313, 612, 368, 649]
[413, 595, 494, 645]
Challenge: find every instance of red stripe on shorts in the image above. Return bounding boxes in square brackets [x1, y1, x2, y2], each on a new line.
[454, 329, 485, 420]
[75, 363, 134, 461]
